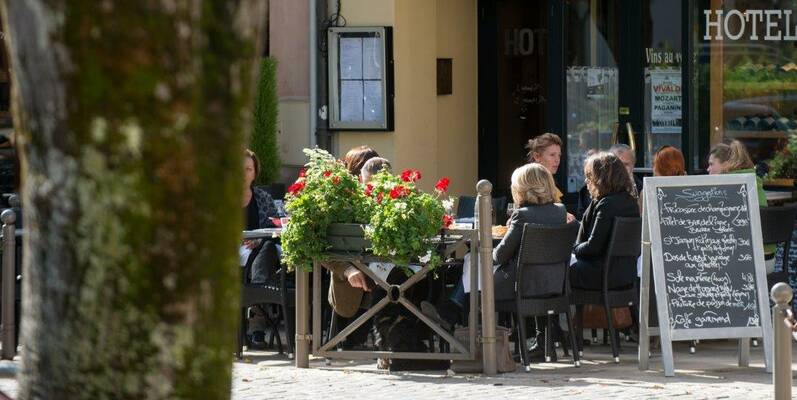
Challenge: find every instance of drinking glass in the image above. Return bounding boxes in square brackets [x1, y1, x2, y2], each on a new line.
[506, 202, 516, 218]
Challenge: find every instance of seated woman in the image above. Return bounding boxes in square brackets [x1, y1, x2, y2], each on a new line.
[527, 133, 576, 223]
[493, 163, 568, 299]
[570, 152, 640, 291]
[707, 140, 775, 273]
[242, 149, 279, 282]
[241, 149, 281, 346]
[425, 164, 566, 342]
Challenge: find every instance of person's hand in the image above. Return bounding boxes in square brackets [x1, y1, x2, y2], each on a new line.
[566, 212, 576, 224]
[243, 239, 259, 249]
[344, 267, 371, 291]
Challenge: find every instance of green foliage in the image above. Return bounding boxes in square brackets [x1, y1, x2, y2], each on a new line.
[282, 148, 451, 272]
[363, 171, 446, 269]
[766, 133, 797, 180]
[251, 57, 281, 184]
[281, 149, 370, 270]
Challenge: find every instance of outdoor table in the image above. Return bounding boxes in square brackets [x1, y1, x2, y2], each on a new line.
[766, 190, 796, 205]
[242, 227, 282, 240]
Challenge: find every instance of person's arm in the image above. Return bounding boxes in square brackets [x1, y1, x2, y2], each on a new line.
[493, 211, 523, 265]
[573, 199, 613, 259]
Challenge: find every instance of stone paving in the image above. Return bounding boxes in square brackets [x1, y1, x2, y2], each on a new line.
[230, 340, 790, 400]
[0, 340, 792, 398]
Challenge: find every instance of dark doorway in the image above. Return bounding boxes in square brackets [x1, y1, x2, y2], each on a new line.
[479, 0, 684, 203]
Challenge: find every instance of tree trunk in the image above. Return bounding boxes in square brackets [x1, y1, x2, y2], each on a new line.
[0, 1, 265, 398]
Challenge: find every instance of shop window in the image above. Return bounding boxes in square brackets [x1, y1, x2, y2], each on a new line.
[691, 0, 797, 171]
[327, 27, 394, 131]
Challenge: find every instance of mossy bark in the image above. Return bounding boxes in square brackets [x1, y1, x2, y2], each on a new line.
[0, 1, 265, 398]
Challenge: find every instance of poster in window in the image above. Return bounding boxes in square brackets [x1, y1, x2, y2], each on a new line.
[650, 70, 682, 134]
[363, 37, 383, 80]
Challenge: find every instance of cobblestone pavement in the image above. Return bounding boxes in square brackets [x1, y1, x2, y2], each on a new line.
[0, 340, 791, 399]
[231, 340, 789, 400]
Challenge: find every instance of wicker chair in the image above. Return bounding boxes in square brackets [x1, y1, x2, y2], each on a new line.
[495, 222, 581, 370]
[571, 217, 642, 363]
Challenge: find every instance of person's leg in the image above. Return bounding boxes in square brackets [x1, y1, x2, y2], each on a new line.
[569, 259, 603, 290]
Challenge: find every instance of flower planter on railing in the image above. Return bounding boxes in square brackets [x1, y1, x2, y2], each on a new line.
[326, 223, 371, 252]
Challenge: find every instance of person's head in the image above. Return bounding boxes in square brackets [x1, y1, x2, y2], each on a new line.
[707, 140, 753, 175]
[510, 163, 559, 206]
[653, 146, 686, 177]
[343, 146, 379, 176]
[244, 149, 259, 188]
[583, 152, 637, 199]
[609, 143, 636, 178]
[526, 133, 562, 174]
[360, 157, 392, 183]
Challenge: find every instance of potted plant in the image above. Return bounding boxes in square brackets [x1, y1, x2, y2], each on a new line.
[765, 132, 797, 187]
[280, 148, 371, 271]
[251, 57, 281, 190]
[281, 148, 453, 271]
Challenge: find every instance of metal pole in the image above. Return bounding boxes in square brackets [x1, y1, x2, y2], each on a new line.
[477, 180, 497, 375]
[771, 282, 792, 400]
[309, 0, 318, 149]
[295, 265, 310, 368]
[1, 209, 16, 360]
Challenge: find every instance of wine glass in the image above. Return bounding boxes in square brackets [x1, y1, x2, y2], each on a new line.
[506, 202, 516, 218]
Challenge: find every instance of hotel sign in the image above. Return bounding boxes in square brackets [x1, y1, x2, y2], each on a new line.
[703, 9, 797, 40]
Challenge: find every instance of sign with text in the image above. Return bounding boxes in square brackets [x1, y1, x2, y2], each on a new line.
[638, 174, 772, 376]
[649, 69, 682, 134]
[704, 9, 797, 41]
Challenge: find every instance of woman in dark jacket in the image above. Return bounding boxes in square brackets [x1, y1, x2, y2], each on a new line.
[570, 152, 640, 290]
[493, 164, 567, 300]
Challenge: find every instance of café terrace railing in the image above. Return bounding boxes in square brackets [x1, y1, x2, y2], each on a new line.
[294, 180, 499, 374]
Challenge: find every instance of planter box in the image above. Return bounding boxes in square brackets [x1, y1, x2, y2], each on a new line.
[327, 223, 371, 252]
[764, 178, 795, 188]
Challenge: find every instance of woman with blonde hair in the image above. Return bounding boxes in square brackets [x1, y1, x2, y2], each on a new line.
[707, 140, 775, 271]
[423, 163, 566, 360]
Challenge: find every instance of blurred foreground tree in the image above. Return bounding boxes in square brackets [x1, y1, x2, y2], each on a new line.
[0, 1, 265, 398]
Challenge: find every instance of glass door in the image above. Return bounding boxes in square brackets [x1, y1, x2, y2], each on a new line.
[562, 0, 683, 193]
[564, 0, 621, 192]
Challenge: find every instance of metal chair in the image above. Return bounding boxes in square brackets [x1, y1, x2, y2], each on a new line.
[495, 222, 581, 370]
[571, 217, 642, 363]
[238, 240, 295, 358]
[762, 204, 797, 290]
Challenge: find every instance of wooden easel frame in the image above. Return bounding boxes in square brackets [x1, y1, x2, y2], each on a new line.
[638, 174, 773, 376]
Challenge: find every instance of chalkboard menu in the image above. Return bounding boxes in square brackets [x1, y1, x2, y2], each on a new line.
[655, 184, 760, 330]
[638, 174, 773, 377]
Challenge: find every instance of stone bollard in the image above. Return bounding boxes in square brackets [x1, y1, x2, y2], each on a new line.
[1, 209, 15, 360]
[476, 180, 497, 375]
[771, 282, 793, 400]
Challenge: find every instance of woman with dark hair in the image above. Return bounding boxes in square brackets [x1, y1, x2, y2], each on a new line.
[242, 148, 280, 347]
[344, 145, 380, 177]
[570, 152, 640, 290]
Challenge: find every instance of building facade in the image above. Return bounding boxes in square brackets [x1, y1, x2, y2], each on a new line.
[273, 0, 797, 202]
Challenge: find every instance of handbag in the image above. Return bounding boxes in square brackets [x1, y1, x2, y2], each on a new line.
[581, 304, 633, 330]
[450, 325, 516, 373]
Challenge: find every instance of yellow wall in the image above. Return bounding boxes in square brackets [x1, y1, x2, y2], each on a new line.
[336, 0, 478, 196]
[436, 0, 478, 197]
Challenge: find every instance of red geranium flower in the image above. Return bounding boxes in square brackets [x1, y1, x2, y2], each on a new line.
[400, 169, 422, 183]
[389, 185, 409, 199]
[323, 171, 332, 178]
[364, 184, 374, 197]
[376, 192, 384, 203]
[435, 177, 450, 193]
[288, 181, 305, 196]
[442, 214, 454, 228]
[298, 168, 306, 178]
